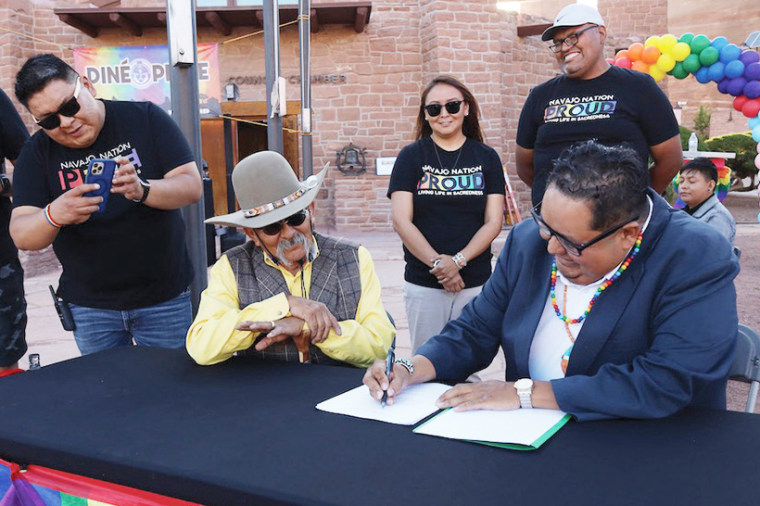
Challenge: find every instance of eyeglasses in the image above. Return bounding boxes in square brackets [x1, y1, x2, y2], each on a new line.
[424, 100, 463, 117]
[259, 209, 308, 236]
[33, 76, 82, 130]
[548, 25, 599, 53]
[530, 203, 638, 256]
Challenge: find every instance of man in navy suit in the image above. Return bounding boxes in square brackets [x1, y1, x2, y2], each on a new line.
[365, 141, 738, 421]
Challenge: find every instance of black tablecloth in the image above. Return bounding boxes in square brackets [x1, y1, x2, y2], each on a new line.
[0, 347, 758, 505]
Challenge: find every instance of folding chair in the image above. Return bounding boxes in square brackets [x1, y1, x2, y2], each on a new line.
[729, 324, 760, 413]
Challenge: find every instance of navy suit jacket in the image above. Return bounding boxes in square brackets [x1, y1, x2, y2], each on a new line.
[418, 191, 739, 421]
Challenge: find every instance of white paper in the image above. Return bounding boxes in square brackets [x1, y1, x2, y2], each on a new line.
[413, 408, 567, 445]
[316, 383, 452, 425]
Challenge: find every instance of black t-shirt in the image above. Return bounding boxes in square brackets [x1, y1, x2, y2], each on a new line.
[13, 100, 194, 309]
[516, 66, 680, 204]
[387, 137, 505, 289]
[0, 89, 30, 263]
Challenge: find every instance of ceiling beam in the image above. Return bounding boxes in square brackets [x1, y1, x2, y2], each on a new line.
[310, 8, 319, 33]
[205, 11, 232, 36]
[354, 6, 368, 33]
[59, 14, 98, 38]
[108, 13, 142, 37]
[517, 23, 551, 38]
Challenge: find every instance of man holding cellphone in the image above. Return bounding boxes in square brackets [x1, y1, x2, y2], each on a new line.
[10, 54, 202, 355]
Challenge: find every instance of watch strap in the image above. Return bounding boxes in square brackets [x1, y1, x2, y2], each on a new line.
[132, 179, 151, 203]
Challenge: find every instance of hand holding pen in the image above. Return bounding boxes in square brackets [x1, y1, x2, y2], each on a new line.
[381, 337, 396, 407]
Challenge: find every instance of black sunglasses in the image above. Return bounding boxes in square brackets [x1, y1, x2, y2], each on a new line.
[34, 76, 82, 130]
[530, 203, 638, 256]
[424, 100, 463, 117]
[259, 209, 308, 236]
[548, 24, 599, 53]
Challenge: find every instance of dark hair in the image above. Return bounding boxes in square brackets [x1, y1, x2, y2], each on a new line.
[681, 157, 718, 183]
[413, 75, 483, 143]
[546, 141, 649, 230]
[15, 54, 78, 107]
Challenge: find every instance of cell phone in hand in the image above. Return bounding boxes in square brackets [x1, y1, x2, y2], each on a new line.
[84, 158, 116, 213]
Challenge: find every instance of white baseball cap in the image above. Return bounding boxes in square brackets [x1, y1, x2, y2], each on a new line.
[541, 3, 605, 41]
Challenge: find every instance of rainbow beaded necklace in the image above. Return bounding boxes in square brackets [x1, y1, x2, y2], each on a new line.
[551, 230, 644, 373]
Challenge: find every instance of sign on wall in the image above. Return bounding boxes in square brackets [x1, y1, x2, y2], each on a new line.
[73, 44, 221, 117]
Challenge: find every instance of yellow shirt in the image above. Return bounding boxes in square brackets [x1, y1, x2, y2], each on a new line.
[186, 242, 395, 368]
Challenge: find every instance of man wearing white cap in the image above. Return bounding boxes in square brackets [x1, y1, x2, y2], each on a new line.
[516, 3, 682, 205]
[186, 151, 395, 368]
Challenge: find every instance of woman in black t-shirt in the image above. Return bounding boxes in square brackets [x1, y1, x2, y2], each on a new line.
[387, 76, 505, 354]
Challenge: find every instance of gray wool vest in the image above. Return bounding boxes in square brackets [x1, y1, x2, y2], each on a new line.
[225, 232, 362, 364]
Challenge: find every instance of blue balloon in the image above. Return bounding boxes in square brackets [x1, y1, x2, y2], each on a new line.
[749, 116, 760, 129]
[745, 80, 760, 99]
[757, 211, 760, 225]
[695, 67, 711, 83]
[719, 43, 741, 63]
[717, 77, 731, 93]
[745, 62, 760, 81]
[708, 62, 725, 82]
[711, 36, 729, 51]
[753, 125, 760, 143]
[725, 60, 745, 79]
[728, 77, 747, 96]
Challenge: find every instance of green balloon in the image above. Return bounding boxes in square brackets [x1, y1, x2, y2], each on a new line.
[699, 46, 719, 66]
[690, 34, 711, 54]
[682, 54, 701, 73]
[671, 62, 689, 79]
[678, 32, 695, 45]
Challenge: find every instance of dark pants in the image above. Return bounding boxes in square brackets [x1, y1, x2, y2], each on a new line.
[0, 257, 27, 367]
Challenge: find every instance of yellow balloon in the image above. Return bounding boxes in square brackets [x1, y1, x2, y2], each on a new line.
[671, 42, 691, 62]
[649, 65, 666, 82]
[657, 34, 678, 53]
[645, 36, 660, 47]
[656, 54, 676, 72]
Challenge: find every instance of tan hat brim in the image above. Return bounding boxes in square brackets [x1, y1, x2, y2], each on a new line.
[205, 163, 328, 229]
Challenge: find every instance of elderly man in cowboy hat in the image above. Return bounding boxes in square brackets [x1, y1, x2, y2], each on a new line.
[186, 151, 395, 367]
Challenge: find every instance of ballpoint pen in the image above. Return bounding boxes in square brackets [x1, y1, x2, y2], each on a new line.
[381, 337, 396, 408]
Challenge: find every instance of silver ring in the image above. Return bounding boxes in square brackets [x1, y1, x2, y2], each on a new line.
[270, 320, 276, 330]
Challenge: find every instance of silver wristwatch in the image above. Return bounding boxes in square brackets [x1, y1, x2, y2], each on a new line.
[131, 178, 151, 203]
[514, 378, 534, 409]
[394, 358, 414, 376]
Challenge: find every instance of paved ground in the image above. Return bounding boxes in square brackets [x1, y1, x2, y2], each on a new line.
[15, 222, 760, 413]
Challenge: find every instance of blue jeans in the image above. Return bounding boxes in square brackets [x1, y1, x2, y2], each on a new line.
[70, 290, 192, 355]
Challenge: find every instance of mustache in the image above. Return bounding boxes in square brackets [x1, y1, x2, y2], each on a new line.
[276, 232, 310, 267]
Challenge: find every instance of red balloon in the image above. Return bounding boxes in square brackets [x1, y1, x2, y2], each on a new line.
[615, 57, 633, 69]
[734, 95, 749, 111]
[605, 58, 615, 64]
[741, 99, 760, 118]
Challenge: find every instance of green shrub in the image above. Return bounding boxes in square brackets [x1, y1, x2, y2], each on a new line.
[704, 132, 757, 181]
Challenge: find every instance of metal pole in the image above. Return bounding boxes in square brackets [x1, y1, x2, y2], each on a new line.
[263, 0, 284, 153]
[299, 0, 313, 178]
[167, 0, 208, 315]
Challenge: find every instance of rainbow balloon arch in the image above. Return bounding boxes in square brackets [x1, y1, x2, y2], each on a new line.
[608, 33, 760, 222]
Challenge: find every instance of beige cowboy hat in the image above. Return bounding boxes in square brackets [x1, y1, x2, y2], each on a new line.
[205, 150, 328, 229]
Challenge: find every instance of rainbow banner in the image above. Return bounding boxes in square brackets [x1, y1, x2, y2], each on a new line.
[73, 44, 221, 117]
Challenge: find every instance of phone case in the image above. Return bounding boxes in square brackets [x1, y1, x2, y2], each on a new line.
[84, 159, 116, 213]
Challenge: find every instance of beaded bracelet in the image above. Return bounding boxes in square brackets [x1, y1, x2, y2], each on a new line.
[452, 252, 467, 269]
[43, 204, 62, 229]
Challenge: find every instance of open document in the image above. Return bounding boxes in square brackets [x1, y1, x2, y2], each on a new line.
[414, 408, 571, 450]
[316, 383, 452, 425]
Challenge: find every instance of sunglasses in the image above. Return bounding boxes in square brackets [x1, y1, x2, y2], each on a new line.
[530, 203, 638, 256]
[548, 24, 599, 53]
[259, 209, 308, 236]
[424, 100, 463, 117]
[33, 76, 82, 130]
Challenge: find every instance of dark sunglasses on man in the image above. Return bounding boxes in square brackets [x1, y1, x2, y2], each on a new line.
[33, 76, 82, 130]
[259, 209, 309, 236]
[424, 100, 463, 117]
[530, 202, 638, 256]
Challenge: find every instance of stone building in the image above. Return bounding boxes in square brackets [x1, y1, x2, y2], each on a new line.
[0, 0, 757, 240]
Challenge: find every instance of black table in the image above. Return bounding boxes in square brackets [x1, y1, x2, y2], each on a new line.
[0, 347, 758, 505]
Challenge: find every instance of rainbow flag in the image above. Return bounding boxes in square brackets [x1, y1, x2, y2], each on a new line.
[1, 459, 201, 506]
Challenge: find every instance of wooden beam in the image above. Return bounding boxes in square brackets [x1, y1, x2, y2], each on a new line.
[59, 14, 99, 38]
[156, 12, 166, 25]
[108, 13, 142, 37]
[255, 10, 264, 28]
[517, 23, 551, 38]
[221, 100, 302, 117]
[205, 11, 232, 36]
[310, 8, 319, 33]
[354, 6, 368, 33]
